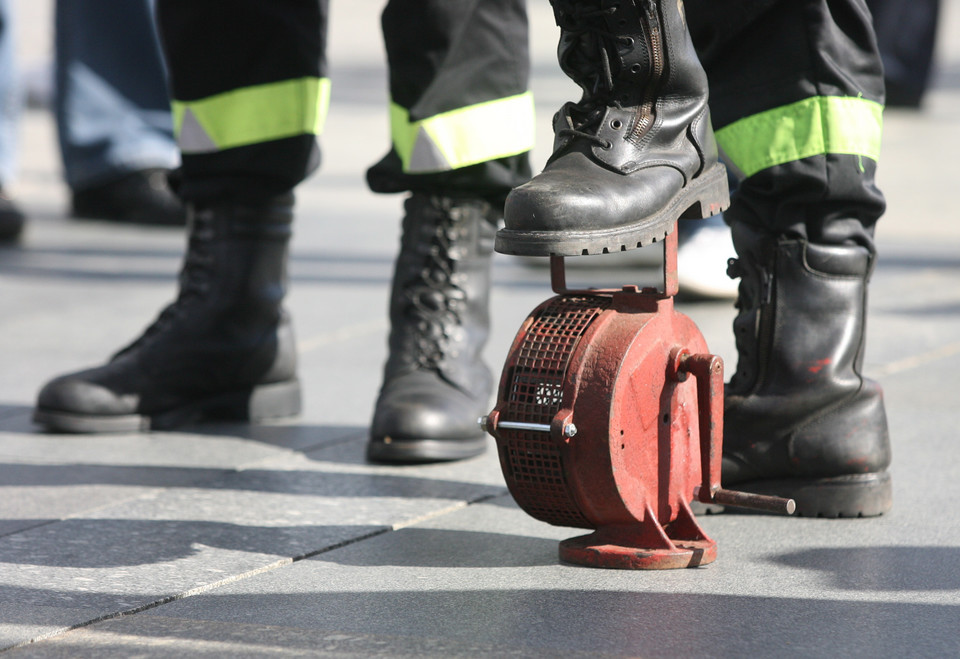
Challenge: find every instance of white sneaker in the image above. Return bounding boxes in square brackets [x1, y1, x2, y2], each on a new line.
[677, 215, 739, 299]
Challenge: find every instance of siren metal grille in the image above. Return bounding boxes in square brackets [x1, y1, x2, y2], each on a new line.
[500, 295, 610, 528]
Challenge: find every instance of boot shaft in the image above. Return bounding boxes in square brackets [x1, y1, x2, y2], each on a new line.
[722, 222, 892, 494]
[386, 194, 497, 396]
[180, 196, 294, 327]
[552, 0, 708, 104]
[549, 0, 714, 175]
[727, 223, 874, 403]
[115, 196, 296, 377]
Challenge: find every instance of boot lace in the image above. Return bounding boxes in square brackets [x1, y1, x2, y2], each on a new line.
[726, 258, 773, 392]
[114, 213, 216, 357]
[399, 204, 472, 372]
[554, 4, 628, 148]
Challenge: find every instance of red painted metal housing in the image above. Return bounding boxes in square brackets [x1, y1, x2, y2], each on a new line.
[484, 230, 793, 569]
[487, 276, 721, 569]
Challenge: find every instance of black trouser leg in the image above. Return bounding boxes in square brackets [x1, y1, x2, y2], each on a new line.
[367, 0, 532, 204]
[687, 0, 885, 249]
[686, 1, 892, 516]
[156, 0, 328, 206]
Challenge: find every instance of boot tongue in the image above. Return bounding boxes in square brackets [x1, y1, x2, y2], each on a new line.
[404, 241, 466, 374]
[552, 4, 644, 145]
[389, 197, 493, 394]
[556, 5, 620, 108]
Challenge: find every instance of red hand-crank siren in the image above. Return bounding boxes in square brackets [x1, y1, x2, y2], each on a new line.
[481, 227, 794, 570]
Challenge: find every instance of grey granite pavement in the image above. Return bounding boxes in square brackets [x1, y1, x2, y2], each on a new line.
[2, 1, 960, 656]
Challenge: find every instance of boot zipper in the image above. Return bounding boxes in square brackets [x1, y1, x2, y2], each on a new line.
[759, 266, 773, 305]
[754, 265, 775, 390]
[630, 1, 664, 143]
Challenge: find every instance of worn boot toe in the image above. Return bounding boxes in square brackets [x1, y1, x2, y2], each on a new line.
[35, 367, 144, 433]
[500, 151, 689, 256]
[368, 371, 488, 464]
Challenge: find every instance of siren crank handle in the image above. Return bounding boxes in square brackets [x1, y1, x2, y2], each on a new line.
[694, 486, 796, 516]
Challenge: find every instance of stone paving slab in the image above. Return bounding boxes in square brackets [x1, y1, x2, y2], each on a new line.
[4, 333, 959, 655]
[2, 0, 960, 655]
[23, 497, 956, 658]
[8, 615, 622, 659]
[0, 429, 510, 640]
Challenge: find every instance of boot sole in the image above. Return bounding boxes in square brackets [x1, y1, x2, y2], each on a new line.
[366, 435, 487, 464]
[495, 163, 730, 257]
[695, 471, 892, 518]
[33, 379, 302, 434]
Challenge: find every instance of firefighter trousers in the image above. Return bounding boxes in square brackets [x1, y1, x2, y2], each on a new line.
[155, 0, 532, 207]
[157, 0, 885, 248]
[686, 0, 886, 249]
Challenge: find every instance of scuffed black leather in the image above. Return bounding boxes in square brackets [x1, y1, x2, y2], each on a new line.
[722, 223, 892, 484]
[370, 194, 496, 447]
[502, 0, 721, 245]
[35, 199, 298, 425]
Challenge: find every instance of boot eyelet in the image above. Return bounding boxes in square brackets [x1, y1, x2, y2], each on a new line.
[601, 140, 613, 149]
[610, 119, 623, 130]
[620, 37, 635, 46]
[630, 64, 642, 74]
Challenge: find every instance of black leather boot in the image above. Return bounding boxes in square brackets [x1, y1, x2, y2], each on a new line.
[0, 186, 25, 243]
[368, 194, 497, 463]
[721, 223, 892, 517]
[34, 197, 301, 432]
[497, 0, 728, 257]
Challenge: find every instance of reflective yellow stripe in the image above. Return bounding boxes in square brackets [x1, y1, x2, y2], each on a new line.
[715, 96, 883, 178]
[172, 77, 331, 154]
[391, 91, 535, 173]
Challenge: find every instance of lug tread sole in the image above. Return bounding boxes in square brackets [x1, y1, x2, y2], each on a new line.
[696, 471, 892, 518]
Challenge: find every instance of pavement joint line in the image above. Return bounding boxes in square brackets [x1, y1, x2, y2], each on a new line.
[0, 529, 392, 653]
[874, 340, 960, 377]
[389, 491, 509, 532]
[0, 519, 60, 540]
[0, 492, 509, 652]
[0, 486, 173, 542]
[0, 554, 301, 654]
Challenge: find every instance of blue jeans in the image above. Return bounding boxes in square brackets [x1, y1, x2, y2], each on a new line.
[55, 0, 178, 191]
[0, 0, 20, 186]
